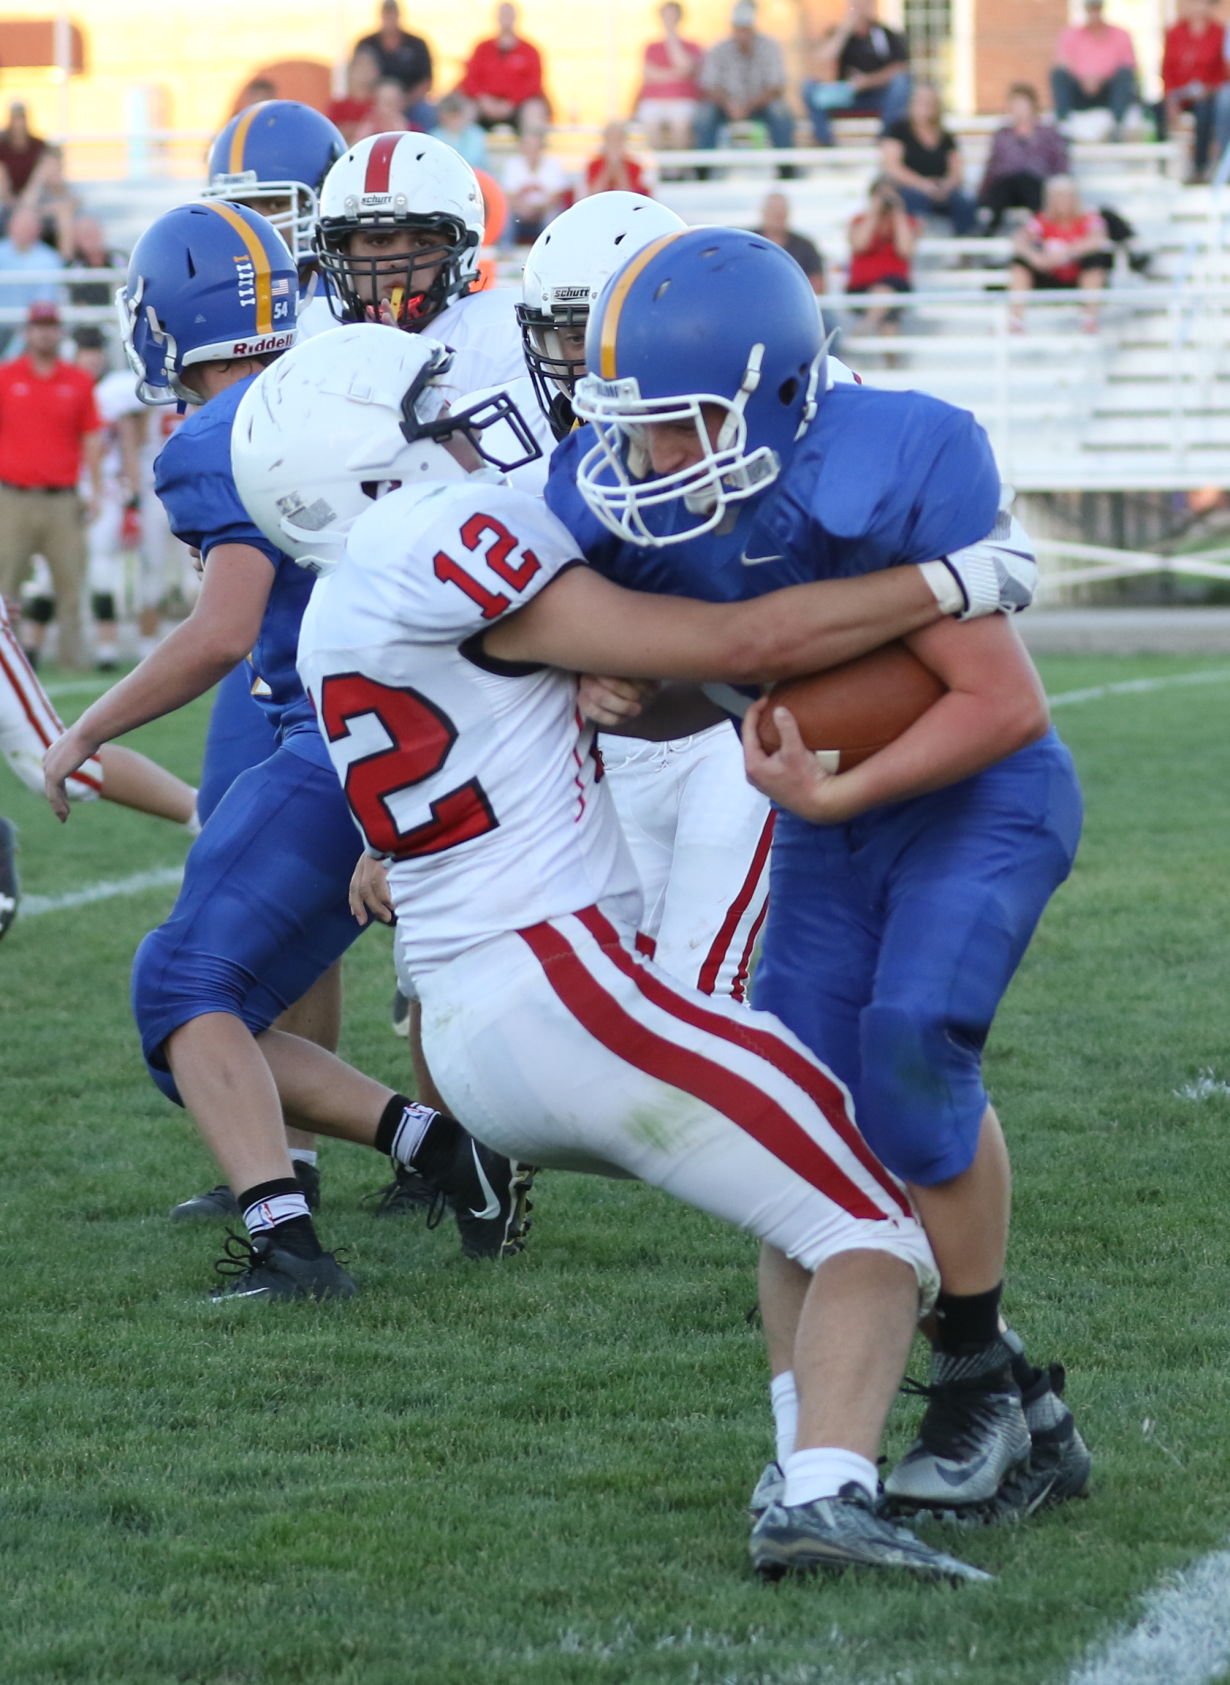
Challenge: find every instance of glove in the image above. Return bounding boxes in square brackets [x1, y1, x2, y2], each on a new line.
[941, 490, 1037, 619]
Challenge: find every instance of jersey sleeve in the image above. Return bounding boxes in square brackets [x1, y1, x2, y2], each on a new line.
[154, 418, 283, 567]
[350, 482, 583, 644]
[896, 403, 1001, 564]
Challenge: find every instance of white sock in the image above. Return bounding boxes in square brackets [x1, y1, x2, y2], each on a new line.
[288, 1149, 318, 1168]
[243, 1189, 311, 1236]
[185, 801, 201, 838]
[783, 1447, 878, 1508]
[769, 1371, 798, 1467]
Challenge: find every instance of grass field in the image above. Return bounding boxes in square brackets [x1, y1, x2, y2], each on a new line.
[3, 653, 1230, 1685]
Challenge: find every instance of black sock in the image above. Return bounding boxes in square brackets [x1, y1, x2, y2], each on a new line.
[1007, 1337, 1044, 1395]
[375, 1094, 462, 1185]
[237, 1178, 322, 1258]
[933, 1284, 1003, 1355]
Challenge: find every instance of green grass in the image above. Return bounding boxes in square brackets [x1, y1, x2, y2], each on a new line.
[3, 655, 1230, 1684]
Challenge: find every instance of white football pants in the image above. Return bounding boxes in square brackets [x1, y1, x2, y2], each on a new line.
[0, 595, 102, 800]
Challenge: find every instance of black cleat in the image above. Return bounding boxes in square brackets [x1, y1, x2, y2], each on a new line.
[751, 1485, 994, 1583]
[170, 1159, 321, 1223]
[885, 1338, 1030, 1521]
[210, 1232, 356, 1301]
[362, 1162, 440, 1218]
[985, 1334, 1092, 1519]
[443, 1140, 535, 1259]
[0, 817, 19, 941]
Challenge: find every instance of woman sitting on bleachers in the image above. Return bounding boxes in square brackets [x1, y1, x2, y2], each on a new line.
[977, 83, 1070, 234]
[1008, 174, 1112, 334]
[879, 81, 976, 235]
[845, 173, 917, 338]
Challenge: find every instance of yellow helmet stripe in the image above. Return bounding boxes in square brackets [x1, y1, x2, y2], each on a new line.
[227, 104, 261, 175]
[204, 200, 274, 335]
[598, 232, 684, 380]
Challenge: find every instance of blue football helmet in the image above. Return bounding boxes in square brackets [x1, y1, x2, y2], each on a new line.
[204, 100, 345, 267]
[572, 228, 827, 546]
[117, 201, 299, 407]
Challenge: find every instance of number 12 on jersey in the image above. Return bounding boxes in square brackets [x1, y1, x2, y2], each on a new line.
[433, 511, 542, 620]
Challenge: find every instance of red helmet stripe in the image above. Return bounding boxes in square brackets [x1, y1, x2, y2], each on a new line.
[363, 134, 401, 196]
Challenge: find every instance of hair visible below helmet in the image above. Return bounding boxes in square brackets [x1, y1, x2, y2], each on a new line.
[516, 192, 687, 441]
[116, 200, 299, 407]
[204, 101, 346, 267]
[230, 323, 541, 574]
[572, 228, 826, 547]
[315, 132, 484, 330]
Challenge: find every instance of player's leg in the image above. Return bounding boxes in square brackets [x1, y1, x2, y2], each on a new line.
[854, 740, 1086, 1518]
[364, 993, 449, 1217]
[86, 489, 123, 670]
[416, 905, 986, 1582]
[0, 812, 18, 940]
[0, 594, 104, 798]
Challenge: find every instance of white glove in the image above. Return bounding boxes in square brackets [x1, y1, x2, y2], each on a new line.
[941, 489, 1037, 619]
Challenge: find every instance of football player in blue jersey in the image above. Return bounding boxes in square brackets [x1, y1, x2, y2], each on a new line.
[41, 201, 535, 1298]
[545, 228, 1090, 1542]
[156, 100, 350, 1224]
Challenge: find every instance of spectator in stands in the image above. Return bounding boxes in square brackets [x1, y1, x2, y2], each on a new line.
[695, 0, 795, 167]
[17, 145, 77, 258]
[1009, 174, 1112, 333]
[502, 123, 570, 244]
[432, 94, 489, 170]
[355, 1, 435, 127]
[803, 0, 912, 146]
[0, 103, 49, 223]
[325, 50, 381, 145]
[0, 207, 63, 354]
[359, 79, 414, 138]
[460, 5, 548, 133]
[845, 175, 916, 338]
[635, 3, 705, 151]
[1051, 0, 1139, 139]
[583, 123, 654, 198]
[977, 83, 1070, 234]
[1157, 0, 1226, 181]
[0, 301, 102, 670]
[754, 190, 825, 292]
[65, 216, 125, 309]
[880, 82, 977, 235]
[234, 78, 278, 115]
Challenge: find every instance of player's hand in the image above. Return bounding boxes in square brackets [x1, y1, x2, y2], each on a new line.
[742, 698, 846, 823]
[349, 852, 395, 927]
[942, 495, 1037, 617]
[577, 673, 658, 726]
[43, 726, 99, 823]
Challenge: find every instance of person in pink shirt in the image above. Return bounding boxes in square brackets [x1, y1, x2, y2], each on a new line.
[636, 2, 705, 150]
[1051, 0, 1139, 135]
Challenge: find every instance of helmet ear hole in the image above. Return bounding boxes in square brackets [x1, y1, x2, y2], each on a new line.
[778, 377, 799, 406]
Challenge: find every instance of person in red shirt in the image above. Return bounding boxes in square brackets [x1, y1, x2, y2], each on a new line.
[583, 122, 654, 198]
[459, 3, 548, 132]
[0, 301, 103, 670]
[636, 2, 705, 150]
[1009, 175, 1112, 333]
[325, 49, 381, 145]
[1158, 0, 1227, 179]
[845, 175, 917, 337]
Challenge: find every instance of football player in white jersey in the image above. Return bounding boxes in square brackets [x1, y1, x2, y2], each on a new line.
[315, 132, 526, 395]
[229, 323, 1033, 1581]
[517, 192, 773, 1001]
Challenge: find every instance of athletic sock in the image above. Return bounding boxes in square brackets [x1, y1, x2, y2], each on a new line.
[375, 1094, 455, 1173]
[933, 1284, 1004, 1355]
[769, 1370, 798, 1467]
[1004, 1328, 1045, 1396]
[783, 1447, 878, 1507]
[238, 1178, 321, 1258]
[288, 1148, 318, 1169]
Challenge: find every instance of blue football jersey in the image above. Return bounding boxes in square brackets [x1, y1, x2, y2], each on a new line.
[545, 384, 1002, 603]
[154, 375, 318, 745]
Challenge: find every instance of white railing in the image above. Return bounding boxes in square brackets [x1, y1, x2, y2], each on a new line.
[1034, 535, 1230, 593]
[0, 266, 126, 332]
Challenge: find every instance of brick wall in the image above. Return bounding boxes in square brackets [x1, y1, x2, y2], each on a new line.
[973, 0, 1070, 113]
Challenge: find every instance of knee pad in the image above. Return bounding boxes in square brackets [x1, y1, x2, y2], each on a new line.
[856, 1002, 986, 1187]
[91, 591, 117, 621]
[22, 594, 55, 626]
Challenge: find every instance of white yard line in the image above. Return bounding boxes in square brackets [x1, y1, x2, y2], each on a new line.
[1050, 667, 1230, 707]
[44, 678, 113, 700]
[23, 865, 184, 918]
[1066, 1550, 1230, 1685]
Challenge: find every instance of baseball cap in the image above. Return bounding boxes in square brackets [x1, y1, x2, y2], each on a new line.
[732, 0, 757, 24]
[26, 300, 61, 325]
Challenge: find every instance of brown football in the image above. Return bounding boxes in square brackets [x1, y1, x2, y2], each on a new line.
[757, 641, 945, 771]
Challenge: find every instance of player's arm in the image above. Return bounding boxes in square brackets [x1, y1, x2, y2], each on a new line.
[43, 544, 272, 820]
[743, 613, 1049, 825]
[481, 560, 955, 685]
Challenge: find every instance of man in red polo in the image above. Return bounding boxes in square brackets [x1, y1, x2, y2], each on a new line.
[0, 300, 102, 670]
[459, 3, 547, 131]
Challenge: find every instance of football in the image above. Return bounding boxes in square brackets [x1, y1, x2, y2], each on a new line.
[756, 641, 945, 771]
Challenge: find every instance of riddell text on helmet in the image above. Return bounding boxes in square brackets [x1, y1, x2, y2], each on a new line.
[231, 333, 296, 357]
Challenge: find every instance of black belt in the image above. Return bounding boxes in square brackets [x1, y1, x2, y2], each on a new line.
[0, 482, 75, 494]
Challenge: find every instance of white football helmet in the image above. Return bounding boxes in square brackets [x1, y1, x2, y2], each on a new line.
[315, 132, 485, 330]
[517, 192, 686, 440]
[230, 323, 540, 574]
